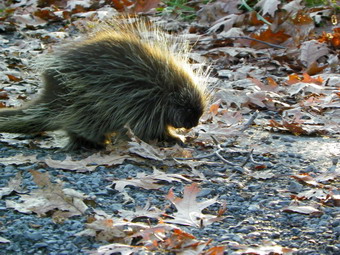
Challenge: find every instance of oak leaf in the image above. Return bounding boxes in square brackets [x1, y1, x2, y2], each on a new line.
[112, 168, 191, 192]
[44, 152, 129, 172]
[283, 205, 323, 215]
[165, 183, 225, 227]
[6, 170, 89, 222]
[250, 29, 290, 49]
[0, 172, 25, 199]
[0, 236, 10, 243]
[255, 0, 280, 17]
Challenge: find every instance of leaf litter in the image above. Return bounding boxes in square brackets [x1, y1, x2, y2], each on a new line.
[0, 0, 339, 254]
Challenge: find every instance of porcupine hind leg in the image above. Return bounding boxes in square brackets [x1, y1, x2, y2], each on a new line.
[64, 131, 107, 151]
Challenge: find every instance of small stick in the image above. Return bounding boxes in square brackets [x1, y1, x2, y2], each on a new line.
[175, 111, 261, 169]
[199, 37, 286, 49]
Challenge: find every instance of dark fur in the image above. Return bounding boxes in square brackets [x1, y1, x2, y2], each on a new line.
[0, 22, 207, 150]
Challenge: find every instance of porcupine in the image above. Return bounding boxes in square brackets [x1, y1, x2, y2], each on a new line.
[0, 18, 208, 150]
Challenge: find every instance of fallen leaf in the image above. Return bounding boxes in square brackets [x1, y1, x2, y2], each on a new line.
[127, 131, 165, 161]
[0, 172, 25, 199]
[234, 240, 297, 255]
[300, 40, 329, 68]
[0, 236, 10, 243]
[250, 29, 290, 49]
[0, 154, 38, 166]
[291, 173, 322, 187]
[6, 170, 90, 222]
[111, 168, 191, 192]
[165, 183, 224, 227]
[44, 152, 130, 172]
[283, 205, 323, 215]
[250, 170, 275, 179]
[255, 0, 281, 17]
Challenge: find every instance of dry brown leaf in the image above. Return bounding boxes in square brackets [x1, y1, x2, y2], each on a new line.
[300, 40, 329, 68]
[250, 29, 290, 49]
[234, 240, 297, 255]
[283, 205, 323, 215]
[324, 194, 340, 207]
[204, 246, 226, 255]
[315, 172, 340, 183]
[132, 224, 207, 252]
[6, 74, 22, 82]
[12, 13, 48, 28]
[127, 133, 165, 161]
[112, 173, 162, 192]
[165, 183, 224, 227]
[44, 152, 130, 172]
[207, 14, 245, 33]
[0, 236, 11, 243]
[0, 154, 38, 166]
[6, 170, 90, 221]
[249, 170, 275, 179]
[197, 0, 241, 25]
[291, 173, 322, 187]
[249, 77, 279, 92]
[133, 0, 160, 13]
[94, 244, 144, 255]
[77, 218, 148, 243]
[255, 0, 281, 17]
[84, 219, 209, 254]
[0, 172, 25, 199]
[112, 168, 191, 192]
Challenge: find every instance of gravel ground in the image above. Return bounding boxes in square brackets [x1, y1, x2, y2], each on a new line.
[0, 129, 339, 255]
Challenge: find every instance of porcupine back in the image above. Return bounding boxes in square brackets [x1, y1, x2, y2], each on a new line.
[0, 18, 208, 150]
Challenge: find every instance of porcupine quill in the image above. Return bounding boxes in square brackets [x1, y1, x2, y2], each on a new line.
[0, 17, 208, 150]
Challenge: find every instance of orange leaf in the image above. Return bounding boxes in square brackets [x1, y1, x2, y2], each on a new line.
[0, 90, 9, 100]
[290, 11, 313, 25]
[302, 73, 323, 85]
[318, 29, 340, 48]
[282, 121, 305, 135]
[205, 246, 226, 255]
[269, 119, 283, 128]
[306, 62, 327, 75]
[267, 77, 278, 87]
[7, 74, 22, 82]
[110, 0, 133, 11]
[250, 29, 290, 49]
[287, 73, 323, 85]
[291, 173, 321, 187]
[133, 0, 161, 13]
[249, 11, 271, 26]
[286, 74, 301, 85]
[209, 102, 219, 115]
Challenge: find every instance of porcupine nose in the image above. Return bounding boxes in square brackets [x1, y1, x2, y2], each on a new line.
[184, 118, 199, 129]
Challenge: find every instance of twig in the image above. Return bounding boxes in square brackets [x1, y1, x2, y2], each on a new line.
[175, 111, 262, 169]
[240, 110, 259, 132]
[249, 150, 262, 165]
[199, 36, 286, 49]
[241, 149, 254, 167]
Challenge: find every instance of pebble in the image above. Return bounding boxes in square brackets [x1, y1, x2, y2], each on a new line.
[248, 204, 261, 212]
[281, 136, 296, 143]
[288, 181, 303, 193]
[198, 188, 213, 197]
[25, 232, 43, 241]
[33, 243, 48, 248]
